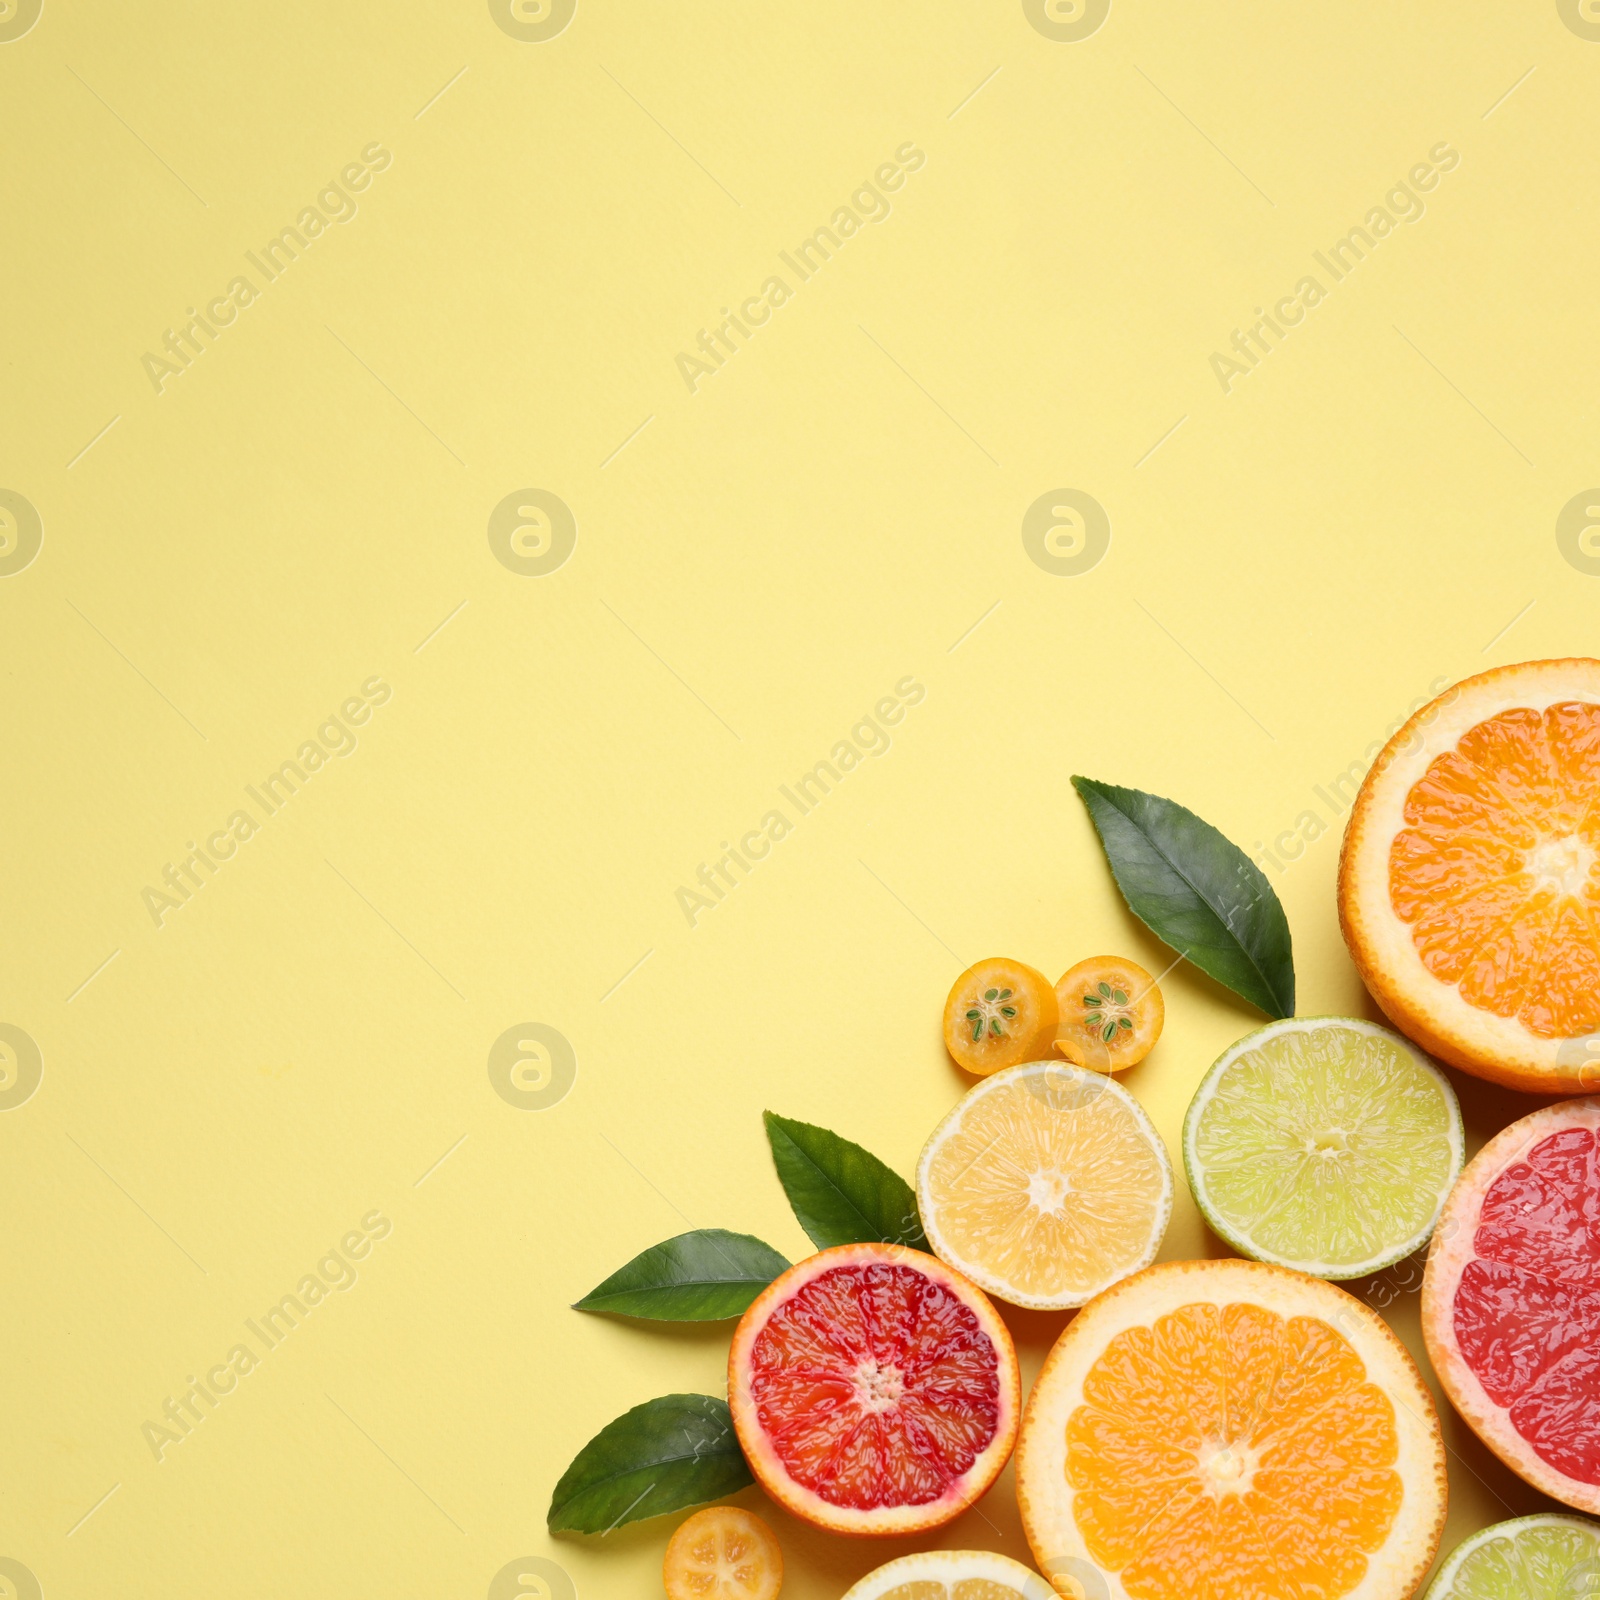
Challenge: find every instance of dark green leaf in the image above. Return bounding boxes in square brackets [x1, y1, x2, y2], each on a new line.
[573, 1230, 790, 1321]
[763, 1112, 930, 1252]
[1072, 776, 1295, 1018]
[547, 1394, 751, 1535]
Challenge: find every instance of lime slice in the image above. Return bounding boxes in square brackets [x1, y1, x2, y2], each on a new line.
[1423, 1513, 1600, 1599]
[1183, 1016, 1463, 1279]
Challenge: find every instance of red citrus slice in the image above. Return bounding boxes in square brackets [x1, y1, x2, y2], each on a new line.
[1422, 1096, 1600, 1513]
[728, 1242, 1020, 1537]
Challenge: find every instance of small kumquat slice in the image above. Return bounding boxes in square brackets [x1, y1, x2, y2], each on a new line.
[942, 958, 1058, 1076]
[663, 1506, 783, 1600]
[1053, 956, 1163, 1072]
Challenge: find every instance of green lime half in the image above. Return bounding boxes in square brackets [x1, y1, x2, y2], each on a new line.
[1423, 1513, 1600, 1599]
[1183, 1016, 1463, 1280]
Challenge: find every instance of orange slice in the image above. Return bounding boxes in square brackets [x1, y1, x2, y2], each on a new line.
[1339, 659, 1600, 1092]
[1016, 1259, 1448, 1600]
[943, 959, 1059, 1077]
[728, 1242, 1019, 1537]
[663, 1506, 783, 1600]
[1053, 956, 1164, 1072]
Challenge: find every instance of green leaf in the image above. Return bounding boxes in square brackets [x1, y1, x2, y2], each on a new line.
[763, 1112, 930, 1252]
[547, 1394, 751, 1535]
[1072, 776, 1295, 1019]
[573, 1230, 790, 1321]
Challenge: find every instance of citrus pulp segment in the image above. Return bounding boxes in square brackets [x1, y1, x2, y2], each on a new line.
[663, 1506, 784, 1600]
[1339, 658, 1600, 1092]
[1016, 1259, 1448, 1600]
[1183, 1016, 1463, 1279]
[728, 1242, 1019, 1537]
[840, 1550, 1056, 1600]
[916, 1060, 1173, 1311]
[1053, 956, 1165, 1072]
[1421, 1096, 1600, 1514]
[1421, 1513, 1600, 1600]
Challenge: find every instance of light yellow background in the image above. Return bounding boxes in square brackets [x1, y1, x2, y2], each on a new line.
[3, 1, 1598, 1594]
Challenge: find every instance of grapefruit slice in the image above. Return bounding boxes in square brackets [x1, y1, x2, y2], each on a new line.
[841, 1550, 1056, 1600]
[1016, 1259, 1448, 1600]
[729, 1242, 1020, 1537]
[916, 1061, 1172, 1311]
[663, 1506, 783, 1600]
[1421, 1512, 1600, 1600]
[1339, 658, 1600, 1092]
[1421, 1096, 1600, 1514]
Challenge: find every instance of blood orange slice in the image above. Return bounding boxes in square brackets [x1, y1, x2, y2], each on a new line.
[728, 1242, 1020, 1537]
[1339, 658, 1600, 1092]
[1422, 1097, 1600, 1513]
[1017, 1259, 1447, 1600]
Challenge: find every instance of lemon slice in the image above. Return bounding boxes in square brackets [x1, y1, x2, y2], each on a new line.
[842, 1549, 1056, 1600]
[1423, 1513, 1600, 1599]
[1183, 1016, 1463, 1280]
[916, 1060, 1173, 1310]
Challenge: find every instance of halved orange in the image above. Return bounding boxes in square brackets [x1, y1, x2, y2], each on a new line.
[728, 1242, 1019, 1537]
[663, 1506, 783, 1600]
[943, 959, 1059, 1077]
[1053, 956, 1164, 1072]
[1340, 659, 1600, 1092]
[1016, 1259, 1448, 1600]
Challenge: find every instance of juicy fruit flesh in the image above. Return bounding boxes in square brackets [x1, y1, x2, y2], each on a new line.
[1055, 957, 1162, 1072]
[1434, 1520, 1600, 1599]
[1452, 1125, 1600, 1484]
[1066, 1301, 1401, 1600]
[747, 1262, 1001, 1510]
[1390, 702, 1600, 1039]
[1191, 1023, 1457, 1269]
[665, 1508, 781, 1600]
[944, 959, 1059, 1075]
[880, 1583, 1026, 1600]
[925, 1072, 1166, 1300]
